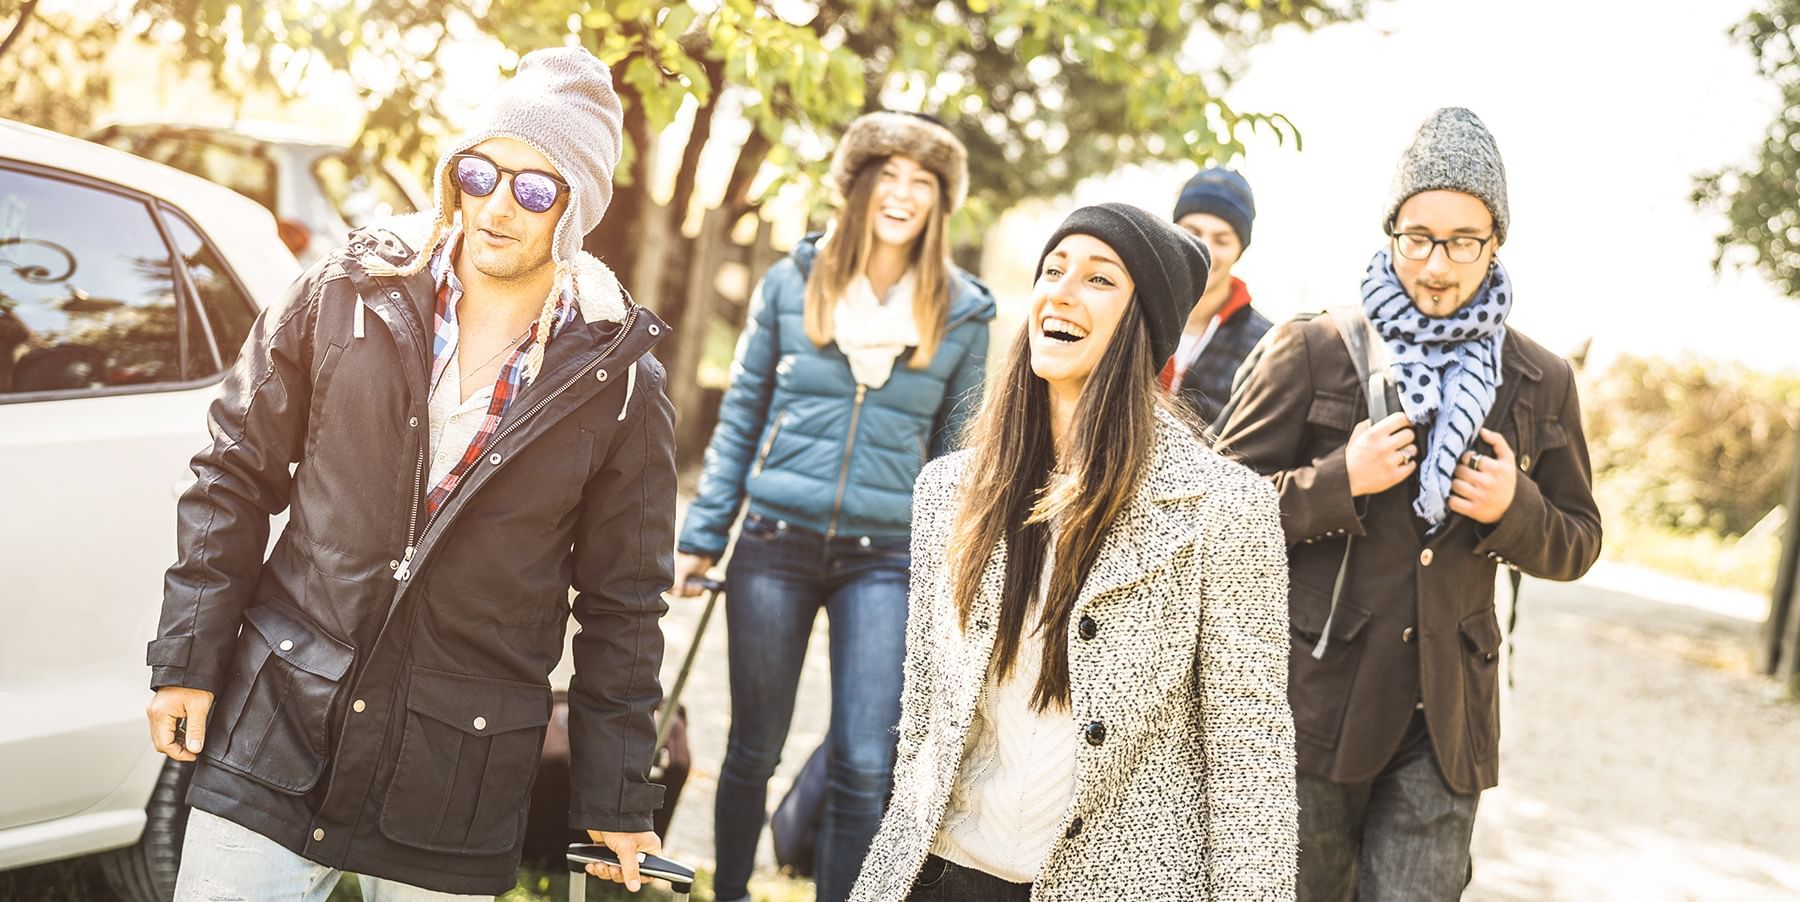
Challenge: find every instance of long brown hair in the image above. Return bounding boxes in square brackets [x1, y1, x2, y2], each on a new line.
[948, 296, 1183, 711]
[803, 156, 952, 368]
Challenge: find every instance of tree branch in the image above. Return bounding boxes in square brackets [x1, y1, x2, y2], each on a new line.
[0, 0, 40, 63]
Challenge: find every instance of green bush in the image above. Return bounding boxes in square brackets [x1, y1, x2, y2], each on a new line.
[1584, 355, 1799, 537]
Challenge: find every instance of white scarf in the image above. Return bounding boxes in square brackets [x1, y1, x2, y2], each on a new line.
[833, 269, 920, 388]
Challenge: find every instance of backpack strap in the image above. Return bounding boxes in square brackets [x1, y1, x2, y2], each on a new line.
[1311, 306, 1400, 660]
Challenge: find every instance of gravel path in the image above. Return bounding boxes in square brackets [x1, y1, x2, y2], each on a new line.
[565, 560, 1800, 900]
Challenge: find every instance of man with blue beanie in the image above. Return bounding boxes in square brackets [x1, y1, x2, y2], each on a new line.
[1160, 166, 1273, 424]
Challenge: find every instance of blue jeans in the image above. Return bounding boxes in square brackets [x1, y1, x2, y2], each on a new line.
[713, 514, 910, 902]
[174, 809, 488, 901]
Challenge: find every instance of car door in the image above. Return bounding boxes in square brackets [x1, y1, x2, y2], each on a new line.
[0, 161, 258, 831]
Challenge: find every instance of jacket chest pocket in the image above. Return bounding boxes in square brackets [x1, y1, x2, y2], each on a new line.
[379, 667, 553, 855]
[1499, 398, 1567, 475]
[205, 603, 355, 793]
[1304, 391, 1360, 459]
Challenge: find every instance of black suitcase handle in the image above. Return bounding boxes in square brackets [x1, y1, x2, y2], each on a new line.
[566, 843, 695, 895]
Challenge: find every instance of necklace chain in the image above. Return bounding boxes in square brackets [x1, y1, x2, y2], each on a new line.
[458, 321, 536, 385]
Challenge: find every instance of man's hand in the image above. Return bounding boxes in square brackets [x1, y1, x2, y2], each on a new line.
[583, 829, 662, 892]
[1449, 428, 1519, 524]
[1346, 412, 1418, 497]
[147, 686, 214, 761]
[669, 552, 715, 598]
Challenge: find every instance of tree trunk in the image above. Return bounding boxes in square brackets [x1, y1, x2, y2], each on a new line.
[0, 0, 36, 64]
[1766, 421, 1800, 682]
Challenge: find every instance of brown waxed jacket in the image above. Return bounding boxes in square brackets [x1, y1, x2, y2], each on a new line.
[1212, 314, 1601, 794]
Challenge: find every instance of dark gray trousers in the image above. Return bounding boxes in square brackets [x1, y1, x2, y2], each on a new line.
[1297, 710, 1480, 901]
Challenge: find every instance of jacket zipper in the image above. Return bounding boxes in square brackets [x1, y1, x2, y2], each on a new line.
[824, 383, 867, 541]
[394, 306, 643, 583]
[752, 408, 786, 477]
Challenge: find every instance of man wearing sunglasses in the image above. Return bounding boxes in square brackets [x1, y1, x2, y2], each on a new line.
[145, 46, 677, 899]
[1214, 108, 1602, 899]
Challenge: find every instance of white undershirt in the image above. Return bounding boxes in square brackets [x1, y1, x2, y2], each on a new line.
[932, 550, 1078, 883]
[426, 345, 495, 490]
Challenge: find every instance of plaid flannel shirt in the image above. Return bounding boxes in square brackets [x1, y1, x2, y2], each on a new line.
[425, 235, 578, 513]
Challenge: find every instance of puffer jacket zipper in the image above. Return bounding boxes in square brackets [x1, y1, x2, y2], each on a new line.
[825, 383, 868, 540]
[752, 408, 787, 478]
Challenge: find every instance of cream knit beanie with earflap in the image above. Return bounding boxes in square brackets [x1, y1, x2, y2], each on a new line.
[362, 45, 625, 383]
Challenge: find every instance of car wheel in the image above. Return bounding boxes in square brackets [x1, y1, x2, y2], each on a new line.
[100, 758, 194, 902]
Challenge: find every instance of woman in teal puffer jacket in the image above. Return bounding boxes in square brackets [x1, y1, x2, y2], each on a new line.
[670, 111, 994, 902]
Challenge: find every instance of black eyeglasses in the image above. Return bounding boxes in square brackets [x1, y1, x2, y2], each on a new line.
[1390, 230, 1495, 264]
[450, 153, 570, 214]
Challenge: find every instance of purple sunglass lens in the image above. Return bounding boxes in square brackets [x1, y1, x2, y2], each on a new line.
[512, 173, 560, 213]
[454, 157, 499, 197]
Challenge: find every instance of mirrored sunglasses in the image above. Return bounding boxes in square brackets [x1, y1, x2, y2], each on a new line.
[451, 153, 569, 214]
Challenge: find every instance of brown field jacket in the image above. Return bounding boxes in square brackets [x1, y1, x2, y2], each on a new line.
[1213, 314, 1601, 793]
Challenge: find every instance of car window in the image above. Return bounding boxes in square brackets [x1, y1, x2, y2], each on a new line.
[135, 136, 278, 213]
[160, 208, 257, 365]
[0, 166, 204, 398]
[313, 153, 415, 228]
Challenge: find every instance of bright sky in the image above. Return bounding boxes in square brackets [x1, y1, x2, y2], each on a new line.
[993, 0, 1799, 374]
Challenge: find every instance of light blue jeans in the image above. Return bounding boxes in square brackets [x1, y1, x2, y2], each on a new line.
[174, 808, 491, 901]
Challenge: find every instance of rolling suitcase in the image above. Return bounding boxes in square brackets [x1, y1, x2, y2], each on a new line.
[566, 843, 696, 900]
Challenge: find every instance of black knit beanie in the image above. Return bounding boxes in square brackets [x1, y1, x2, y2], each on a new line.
[1037, 202, 1211, 365]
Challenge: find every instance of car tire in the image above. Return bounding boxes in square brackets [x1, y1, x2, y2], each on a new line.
[100, 758, 194, 902]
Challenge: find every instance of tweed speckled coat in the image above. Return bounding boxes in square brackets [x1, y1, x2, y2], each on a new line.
[852, 410, 1297, 901]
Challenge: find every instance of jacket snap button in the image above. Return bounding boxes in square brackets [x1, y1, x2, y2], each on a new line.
[389, 559, 399, 570]
[488, 453, 502, 465]
[1520, 454, 1531, 470]
[1085, 721, 1106, 746]
[352, 699, 366, 713]
[278, 639, 294, 651]
[1419, 548, 1434, 566]
[648, 324, 661, 336]
[408, 416, 418, 428]
[312, 828, 325, 841]
[1065, 816, 1084, 839]
[1078, 616, 1097, 640]
[596, 369, 608, 382]
[859, 536, 871, 547]
[473, 716, 487, 731]
[1402, 627, 1415, 643]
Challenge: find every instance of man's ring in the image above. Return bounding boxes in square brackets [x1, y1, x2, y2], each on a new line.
[1470, 453, 1483, 472]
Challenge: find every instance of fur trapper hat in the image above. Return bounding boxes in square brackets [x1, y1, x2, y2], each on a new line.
[828, 111, 969, 212]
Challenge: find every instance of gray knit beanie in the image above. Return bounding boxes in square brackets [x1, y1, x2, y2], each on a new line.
[1383, 107, 1509, 243]
[365, 45, 624, 381]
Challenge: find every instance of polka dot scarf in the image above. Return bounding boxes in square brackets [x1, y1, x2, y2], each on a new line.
[1359, 246, 1511, 525]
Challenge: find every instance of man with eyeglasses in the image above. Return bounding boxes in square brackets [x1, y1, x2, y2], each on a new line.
[145, 47, 677, 899]
[1213, 108, 1602, 900]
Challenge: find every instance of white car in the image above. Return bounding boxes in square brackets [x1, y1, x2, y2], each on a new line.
[89, 120, 427, 267]
[0, 118, 300, 899]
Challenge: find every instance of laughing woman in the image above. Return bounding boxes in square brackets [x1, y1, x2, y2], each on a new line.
[672, 112, 996, 902]
[853, 203, 1297, 902]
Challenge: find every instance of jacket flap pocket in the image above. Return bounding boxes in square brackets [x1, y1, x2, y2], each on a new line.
[243, 604, 354, 681]
[406, 667, 553, 736]
[1537, 419, 1568, 451]
[1459, 610, 1502, 656]
[1305, 392, 1358, 431]
[1290, 582, 1372, 643]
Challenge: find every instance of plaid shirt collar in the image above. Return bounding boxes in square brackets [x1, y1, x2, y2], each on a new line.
[423, 229, 580, 514]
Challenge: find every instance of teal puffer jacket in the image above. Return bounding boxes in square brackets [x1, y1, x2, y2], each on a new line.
[677, 235, 996, 556]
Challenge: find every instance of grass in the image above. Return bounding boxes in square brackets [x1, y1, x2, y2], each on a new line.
[1596, 502, 1784, 596]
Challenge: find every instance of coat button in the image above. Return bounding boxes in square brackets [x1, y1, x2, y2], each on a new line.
[278, 639, 294, 651]
[1065, 816, 1084, 839]
[312, 828, 325, 841]
[352, 699, 366, 713]
[859, 536, 872, 547]
[1078, 616, 1097, 640]
[596, 369, 608, 382]
[473, 716, 487, 731]
[389, 559, 400, 570]
[387, 290, 401, 301]
[488, 453, 502, 465]
[1419, 548, 1435, 566]
[1402, 627, 1415, 643]
[1084, 721, 1106, 746]
[1520, 453, 1531, 470]
[408, 416, 418, 428]
[648, 324, 661, 336]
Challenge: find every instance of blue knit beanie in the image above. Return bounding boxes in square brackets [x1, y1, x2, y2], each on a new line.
[1172, 167, 1255, 249]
